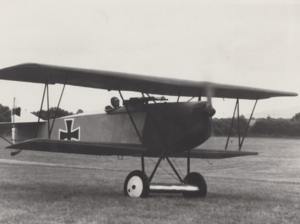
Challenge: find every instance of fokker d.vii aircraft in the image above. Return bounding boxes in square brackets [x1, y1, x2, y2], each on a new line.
[0, 63, 297, 198]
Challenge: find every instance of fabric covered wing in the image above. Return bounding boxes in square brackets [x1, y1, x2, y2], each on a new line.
[0, 63, 297, 99]
[172, 149, 258, 159]
[6, 139, 147, 156]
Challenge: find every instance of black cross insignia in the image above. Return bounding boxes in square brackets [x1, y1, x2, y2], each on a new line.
[59, 119, 80, 141]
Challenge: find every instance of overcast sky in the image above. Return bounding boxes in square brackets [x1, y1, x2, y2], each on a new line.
[0, 0, 299, 118]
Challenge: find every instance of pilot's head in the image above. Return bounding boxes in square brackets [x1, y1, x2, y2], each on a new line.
[111, 97, 120, 109]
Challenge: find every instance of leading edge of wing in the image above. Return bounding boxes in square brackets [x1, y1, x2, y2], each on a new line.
[172, 149, 258, 159]
[0, 63, 297, 99]
[6, 139, 147, 156]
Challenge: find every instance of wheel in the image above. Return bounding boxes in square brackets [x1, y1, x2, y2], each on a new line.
[124, 170, 149, 198]
[182, 172, 207, 198]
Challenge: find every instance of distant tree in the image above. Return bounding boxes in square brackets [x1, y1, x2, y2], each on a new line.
[291, 113, 300, 122]
[0, 104, 11, 122]
[212, 115, 248, 136]
[32, 107, 73, 120]
[250, 118, 300, 137]
[212, 118, 229, 136]
[0, 104, 11, 135]
[76, 109, 84, 114]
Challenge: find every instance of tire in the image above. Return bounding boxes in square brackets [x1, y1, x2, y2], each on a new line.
[124, 170, 150, 198]
[182, 172, 207, 198]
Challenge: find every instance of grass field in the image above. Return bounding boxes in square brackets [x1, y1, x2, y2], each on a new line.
[0, 137, 300, 223]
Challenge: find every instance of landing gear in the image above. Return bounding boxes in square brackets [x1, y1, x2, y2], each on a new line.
[123, 148, 208, 198]
[124, 170, 149, 198]
[182, 172, 207, 197]
[123, 161, 207, 198]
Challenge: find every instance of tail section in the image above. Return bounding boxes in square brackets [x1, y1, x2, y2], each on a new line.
[0, 100, 45, 144]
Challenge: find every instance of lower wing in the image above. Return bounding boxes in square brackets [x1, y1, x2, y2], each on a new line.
[6, 139, 147, 156]
[6, 139, 257, 159]
[172, 149, 258, 159]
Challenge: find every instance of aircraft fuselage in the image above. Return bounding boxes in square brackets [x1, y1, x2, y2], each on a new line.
[14, 102, 212, 157]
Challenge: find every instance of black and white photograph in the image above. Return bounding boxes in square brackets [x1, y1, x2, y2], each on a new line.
[0, 0, 299, 223]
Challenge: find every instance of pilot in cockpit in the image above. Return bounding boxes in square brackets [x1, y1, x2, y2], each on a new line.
[105, 97, 120, 112]
[111, 97, 120, 109]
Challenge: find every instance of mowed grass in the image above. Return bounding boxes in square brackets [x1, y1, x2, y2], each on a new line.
[0, 137, 300, 224]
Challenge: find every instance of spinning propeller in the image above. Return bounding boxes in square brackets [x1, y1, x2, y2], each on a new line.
[204, 83, 216, 117]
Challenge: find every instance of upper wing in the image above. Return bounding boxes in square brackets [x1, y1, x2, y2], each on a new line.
[172, 148, 258, 159]
[6, 139, 147, 156]
[0, 63, 297, 99]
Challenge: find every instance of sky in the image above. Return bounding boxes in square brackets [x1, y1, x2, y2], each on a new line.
[0, 0, 299, 118]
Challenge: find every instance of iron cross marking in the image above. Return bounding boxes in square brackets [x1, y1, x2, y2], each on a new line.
[59, 119, 80, 141]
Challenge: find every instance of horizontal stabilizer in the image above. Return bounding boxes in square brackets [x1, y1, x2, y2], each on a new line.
[172, 149, 258, 159]
[6, 139, 147, 156]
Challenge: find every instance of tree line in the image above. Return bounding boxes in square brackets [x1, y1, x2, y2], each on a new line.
[212, 113, 300, 138]
[31, 107, 76, 120]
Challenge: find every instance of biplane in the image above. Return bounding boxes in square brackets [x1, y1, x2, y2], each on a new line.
[0, 63, 297, 198]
